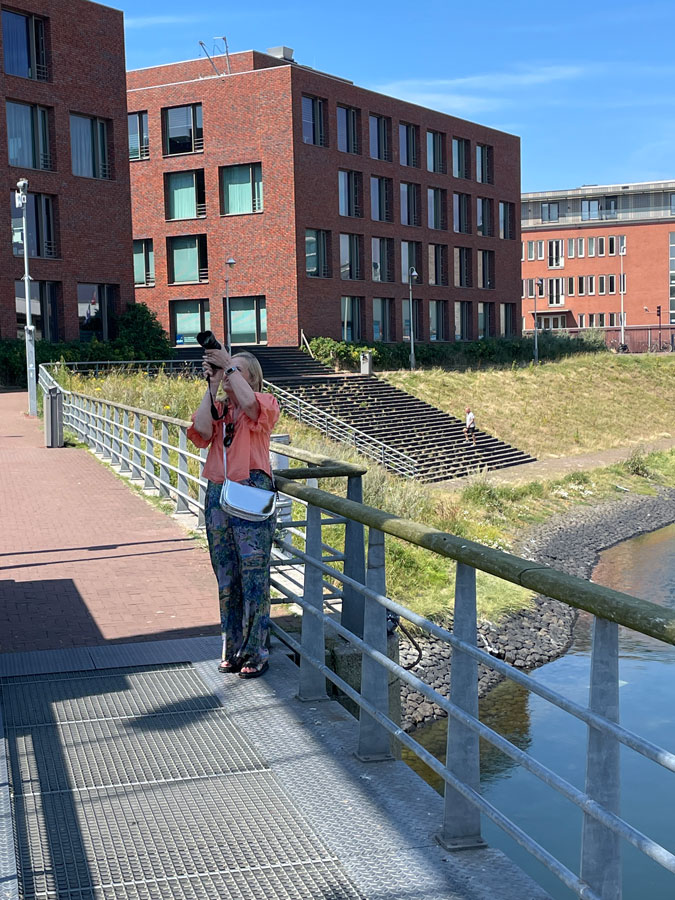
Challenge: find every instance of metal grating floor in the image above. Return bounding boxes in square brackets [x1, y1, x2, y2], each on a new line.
[1, 664, 365, 900]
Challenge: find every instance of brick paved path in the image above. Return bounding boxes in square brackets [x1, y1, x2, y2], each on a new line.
[0, 392, 220, 653]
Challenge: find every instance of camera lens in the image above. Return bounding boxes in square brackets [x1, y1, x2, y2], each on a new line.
[196, 330, 221, 351]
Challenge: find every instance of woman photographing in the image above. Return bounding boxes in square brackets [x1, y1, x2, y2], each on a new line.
[188, 347, 280, 679]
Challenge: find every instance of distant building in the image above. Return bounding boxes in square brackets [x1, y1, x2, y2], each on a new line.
[127, 47, 522, 350]
[0, 0, 134, 343]
[521, 181, 675, 347]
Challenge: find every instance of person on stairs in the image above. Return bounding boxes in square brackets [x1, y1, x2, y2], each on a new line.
[464, 406, 477, 447]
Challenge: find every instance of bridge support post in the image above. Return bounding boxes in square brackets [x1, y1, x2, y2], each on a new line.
[581, 616, 621, 899]
[299, 493, 328, 701]
[342, 475, 366, 639]
[438, 562, 485, 850]
[357, 527, 393, 761]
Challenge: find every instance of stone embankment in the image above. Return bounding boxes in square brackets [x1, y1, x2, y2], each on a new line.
[400, 487, 675, 731]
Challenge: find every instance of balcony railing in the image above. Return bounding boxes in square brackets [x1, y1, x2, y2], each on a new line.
[43, 240, 57, 259]
[195, 202, 206, 217]
[35, 62, 48, 81]
[198, 267, 208, 283]
[193, 136, 204, 152]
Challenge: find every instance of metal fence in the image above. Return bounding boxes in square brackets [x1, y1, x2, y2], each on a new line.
[39, 363, 675, 900]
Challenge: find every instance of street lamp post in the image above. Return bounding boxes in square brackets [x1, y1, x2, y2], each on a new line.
[224, 256, 236, 352]
[619, 244, 626, 348]
[16, 178, 37, 416]
[408, 266, 418, 370]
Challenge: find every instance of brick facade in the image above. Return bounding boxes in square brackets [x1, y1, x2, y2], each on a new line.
[128, 49, 522, 348]
[0, 0, 133, 342]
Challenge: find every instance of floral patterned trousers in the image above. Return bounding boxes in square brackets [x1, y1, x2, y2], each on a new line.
[205, 473, 276, 667]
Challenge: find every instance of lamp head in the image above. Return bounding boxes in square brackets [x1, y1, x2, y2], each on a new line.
[15, 178, 28, 206]
[226, 257, 236, 267]
[409, 267, 419, 281]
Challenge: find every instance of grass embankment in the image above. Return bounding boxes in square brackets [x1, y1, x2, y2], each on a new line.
[383, 354, 675, 458]
[56, 358, 675, 628]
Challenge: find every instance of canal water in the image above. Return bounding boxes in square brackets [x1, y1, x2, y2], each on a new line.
[404, 522, 675, 899]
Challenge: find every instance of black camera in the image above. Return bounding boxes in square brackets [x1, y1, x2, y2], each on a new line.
[196, 330, 221, 352]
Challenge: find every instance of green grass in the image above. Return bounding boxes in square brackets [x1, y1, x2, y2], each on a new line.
[54, 362, 675, 628]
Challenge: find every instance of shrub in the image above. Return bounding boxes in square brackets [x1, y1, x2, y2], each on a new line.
[624, 447, 650, 477]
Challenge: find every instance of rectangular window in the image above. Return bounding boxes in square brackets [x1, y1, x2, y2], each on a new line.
[587, 275, 595, 295]
[452, 137, 470, 178]
[608, 274, 616, 294]
[305, 228, 330, 278]
[171, 298, 210, 346]
[399, 122, 418, 167]
[476, 143, 493, 184]
[429, 300, 446, 341]
[70, 114, 109, 178]
[162, 104, 203, 155]
[608, 236, 616, 255]
[619, 234, 626, 254]
[401, 241, 420, 283]
[402, 298, 422, 341]
[500, 302, 517, 337]
[578, 276, 585, 296]
[338, 170, 362, 217]
[426, 130, 445, 173]
[604, 196, 617, 219]
[220, 163, 262, 215]
[598, 236, 605, 256]
[372, 237, 394, 282]
[337, 105, 359, 153]
[477, 197, 493, 236]
[477, 249, 495, 289]
[128, 111, 149, 160]
[369, 114, 391, 160]
[302, 95, 325, 146]
[588, 313, 595, 327]
[428, 243, 448, 286]
[11, 191, 56, 258]
[527, 240, 535, 261]
[15, 279, 58, 340]
[340, 233, 362, 280]
[577, 238, 585, 257]
[77, 283, 117, 343]
[588, 237, 596, 257]
[373, 297, 394, 341]
[371, 175, 393, 222]
[671, 195, 675, 216]
[341, 296, 362, 341]
[400, 182, 420, 226]
[620, 273, 626, 294]
[567, 238, 575, 259]
[228, 296, 267, 345]
[167, 234, 208, 284]
[453, 192, 471, 233]
[166, 170, 206, 219]
[537, 240, 545, 260]
[133, 239, 155, 286]
[548, 277, 563, 305]
[567, 276, 575, 296]
[6, 101, 51, 169]
[541, 202, 559, 222]
[547, 239, 563, 268]
[527, 279, 534, 298]
[2, 9, 47, 80]
[455, 300, 472, 340]
[609, 313, 616, 326]
[598, 275, 606, 294]
[428, 187, 447, 230]
[579, 314, 585, 328]
[454, 247, 472, 287]
[582, 198, 599, 220]
[499, 201, 516, 239]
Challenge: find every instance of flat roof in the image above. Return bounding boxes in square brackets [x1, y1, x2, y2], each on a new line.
[523, 179, 675, 199]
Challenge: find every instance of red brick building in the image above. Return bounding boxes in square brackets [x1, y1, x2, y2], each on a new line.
[0, 0, 133, 343]
[127, 47, 522, 350]
[521, 181, 675, 348]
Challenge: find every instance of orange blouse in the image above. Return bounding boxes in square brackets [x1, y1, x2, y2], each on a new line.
[187, 391, 280, 484]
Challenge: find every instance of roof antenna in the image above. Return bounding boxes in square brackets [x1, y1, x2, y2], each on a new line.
[215, 36, 231, 75]
[199, 41, 223, 76]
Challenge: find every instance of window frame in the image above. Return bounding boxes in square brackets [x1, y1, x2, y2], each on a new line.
[6, 100, 51, 169]
[162, 103, 203, 156]
[305, 228, 330, 278]
[220, 163, 263, 216]
[166, 234, 208, 284]
[128, 111, 149, 160]
[476, 143, 494, 184]
[337, 104, 359, 154]
[133, 238, 155, 287]
[70, 113, 110, 179]
[2, 9, 47, 81]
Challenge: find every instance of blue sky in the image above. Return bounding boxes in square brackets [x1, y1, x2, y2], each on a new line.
[119, 0, 675, 192]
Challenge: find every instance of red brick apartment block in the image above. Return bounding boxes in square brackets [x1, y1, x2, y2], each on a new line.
[127, 47, 522, 350]
[522, 181, 675, 336]
[0, 0, 133, 344]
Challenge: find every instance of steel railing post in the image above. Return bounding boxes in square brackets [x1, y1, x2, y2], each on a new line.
[197, 447, 208, 527]
[120, 410, 131, 473]
[176, 426, 190, 513]
[101, 403, 112, 460]
[131, 413, 143, 480]
[159, 421, 170, 498]
[342, 474, 366, 639]
[299, 487, 328, 701]
[144, 417, 156, 489]
[111, 407, 121, 466]
[581, 616, 621, 899]
[93, 400, 102, 453]
[357, 526, 392, 760]
[439, 561, 485, 850]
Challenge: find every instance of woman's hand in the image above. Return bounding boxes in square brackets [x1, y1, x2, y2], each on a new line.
[202, 358, 224, 383]
[204, 347, 233, 372]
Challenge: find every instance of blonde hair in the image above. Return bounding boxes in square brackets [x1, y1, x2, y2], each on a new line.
[233, 351, 264, 392]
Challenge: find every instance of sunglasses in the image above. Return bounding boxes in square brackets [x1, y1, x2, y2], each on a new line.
[224, 422, 235, 447]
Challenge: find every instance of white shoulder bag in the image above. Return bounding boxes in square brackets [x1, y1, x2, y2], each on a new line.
[219, 423, 277, 522]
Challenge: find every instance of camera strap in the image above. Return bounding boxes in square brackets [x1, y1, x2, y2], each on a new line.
[207, 375, 226, 421]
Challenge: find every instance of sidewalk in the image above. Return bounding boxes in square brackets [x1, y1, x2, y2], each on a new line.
[0, 391, 220, 654]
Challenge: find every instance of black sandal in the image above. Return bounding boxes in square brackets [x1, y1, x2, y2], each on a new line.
[238, 660, 269, 679]
[218, 659, 242, 674]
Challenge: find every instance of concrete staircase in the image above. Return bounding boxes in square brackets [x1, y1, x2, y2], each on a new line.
[177, 346, 535, 482]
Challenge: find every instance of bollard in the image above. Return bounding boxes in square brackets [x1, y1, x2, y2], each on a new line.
[44, 387, 63, 448]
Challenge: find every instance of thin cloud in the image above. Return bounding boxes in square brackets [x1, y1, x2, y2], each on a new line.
[377, 65, 588, 96]
[125, 15, 206, 29]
